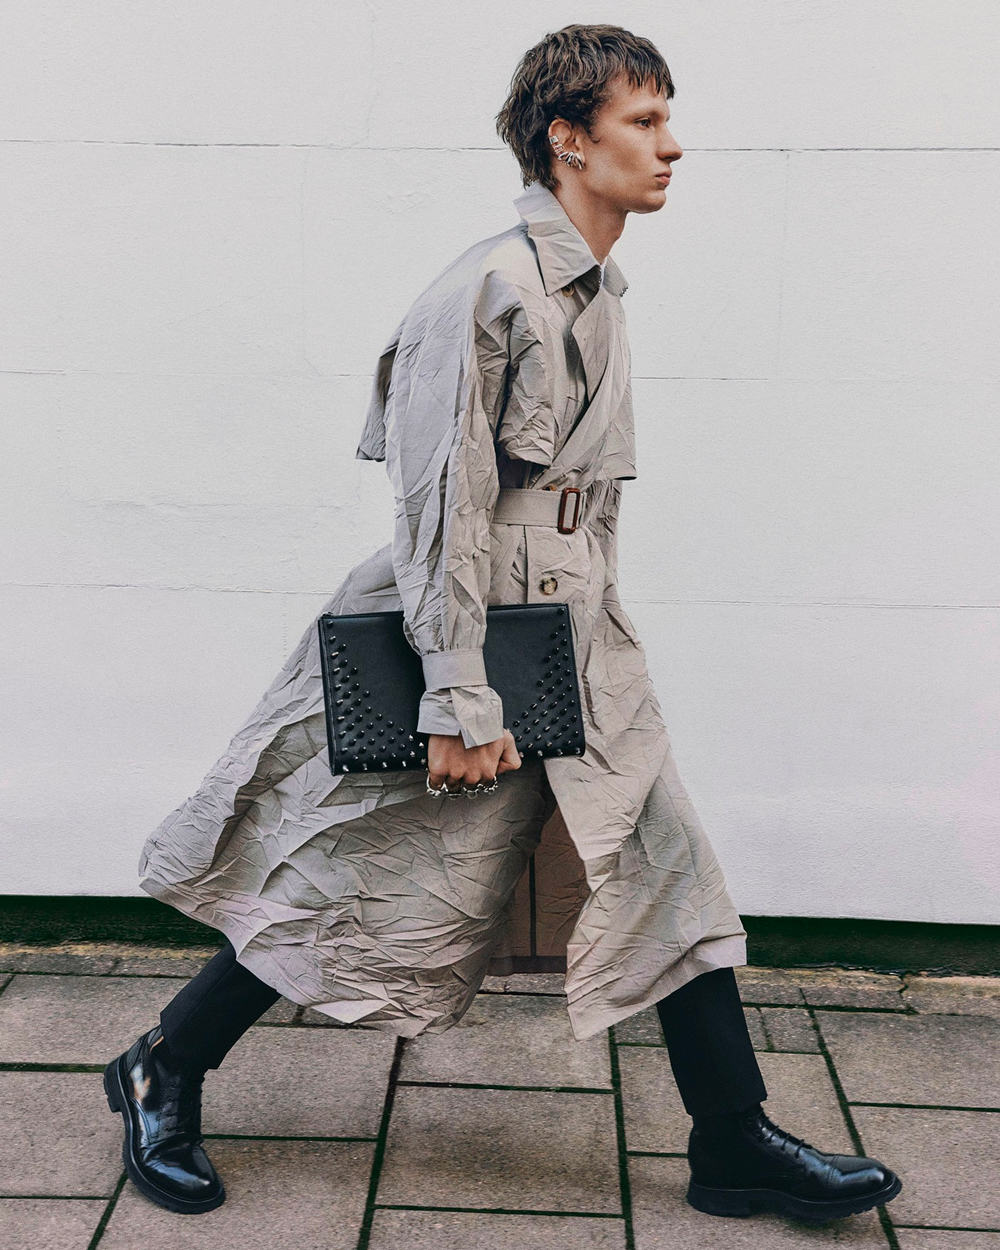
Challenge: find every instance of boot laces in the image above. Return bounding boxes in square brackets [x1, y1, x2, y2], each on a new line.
[758, 1109, 817, 1160]
[156, 1060, 206, 1141]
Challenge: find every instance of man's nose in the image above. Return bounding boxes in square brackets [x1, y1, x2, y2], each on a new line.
[660, 129, 683, 162]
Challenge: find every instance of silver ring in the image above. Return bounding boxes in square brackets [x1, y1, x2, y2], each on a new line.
[425, 774, 499, 797]
[463, 777, 499, 795]
[426, 775, 464, 798]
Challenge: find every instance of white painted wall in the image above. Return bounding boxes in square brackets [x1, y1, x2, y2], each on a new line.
[2, 2, 998, 924]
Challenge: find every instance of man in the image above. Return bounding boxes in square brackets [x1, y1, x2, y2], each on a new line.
[106, 23, 901, 1225]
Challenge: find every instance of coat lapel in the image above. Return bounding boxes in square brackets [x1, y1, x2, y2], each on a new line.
[530, 297, 630, 486]
[512, 182, 632, 486]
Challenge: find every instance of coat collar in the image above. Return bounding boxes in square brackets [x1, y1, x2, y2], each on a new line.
[513, 180, 629, 299]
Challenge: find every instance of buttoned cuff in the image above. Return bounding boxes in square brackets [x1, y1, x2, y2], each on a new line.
[417, 686, 505, 749]
[416, 690, 464, 738]
[420, 648, 489, 692]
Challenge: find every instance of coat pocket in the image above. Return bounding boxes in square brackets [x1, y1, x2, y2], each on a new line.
[523, 525, 596, 606]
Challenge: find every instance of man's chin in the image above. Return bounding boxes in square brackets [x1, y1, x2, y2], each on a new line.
[626, 188, 668, 214]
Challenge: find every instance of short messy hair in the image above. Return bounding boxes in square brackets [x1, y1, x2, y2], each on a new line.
[495, 24, 674, 191]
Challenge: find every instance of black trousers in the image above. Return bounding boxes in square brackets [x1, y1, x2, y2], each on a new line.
[160, 939, 767, 1119]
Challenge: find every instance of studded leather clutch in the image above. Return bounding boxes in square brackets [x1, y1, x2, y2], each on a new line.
[316, 603, 586, 775]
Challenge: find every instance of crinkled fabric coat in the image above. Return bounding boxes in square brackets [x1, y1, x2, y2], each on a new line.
[138, 180, 749, 1041]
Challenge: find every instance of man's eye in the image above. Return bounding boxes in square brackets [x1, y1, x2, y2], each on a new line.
[636, 118, 651, 127]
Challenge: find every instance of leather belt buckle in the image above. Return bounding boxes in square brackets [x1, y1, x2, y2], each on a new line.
[557, 486, 582, 533]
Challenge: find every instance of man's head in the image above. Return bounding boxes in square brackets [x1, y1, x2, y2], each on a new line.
[496, 24, 681, 215]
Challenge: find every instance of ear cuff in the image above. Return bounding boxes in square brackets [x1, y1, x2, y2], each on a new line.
[548, 133, 585, 170]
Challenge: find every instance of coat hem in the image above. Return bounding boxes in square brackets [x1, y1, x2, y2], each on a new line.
[137, 873, 491, 1039]
[565, 931, 750, 1042]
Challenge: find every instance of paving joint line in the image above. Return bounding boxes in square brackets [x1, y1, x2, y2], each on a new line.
[607, 1023, 637, 1250]
[0, 1062, 106, 1073]
[394, 1079, 612, 1094]
[757, 1006, 775, 1051]
[373, 1202, 624, 1217]
[3, 1192, 119, 1200]
[625, 1150, 687, 1158]
[893, 1223, 1000, 1233]
[355, 1035, 405, 1250]
[847, 1101, 1000, 1113]
[807, 1003, 902, 1250]
[800, 1003, 911, 1014]
[202, 1132, 380, 1142]
[477, 988, 566, 998]
[85, 1169, 127, 1250]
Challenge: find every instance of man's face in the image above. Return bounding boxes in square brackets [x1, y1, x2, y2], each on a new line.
[567, 76, 682, 214]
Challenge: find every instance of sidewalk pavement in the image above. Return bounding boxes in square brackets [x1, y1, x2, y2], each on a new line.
[0, 944, 997, 1250]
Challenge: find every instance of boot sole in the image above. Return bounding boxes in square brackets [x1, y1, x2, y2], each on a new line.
[687, 1169, 902, 1222]
[103, 1057, 226, 1215]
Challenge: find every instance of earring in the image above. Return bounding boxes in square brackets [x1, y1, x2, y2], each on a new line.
[548, 133, 585, 171]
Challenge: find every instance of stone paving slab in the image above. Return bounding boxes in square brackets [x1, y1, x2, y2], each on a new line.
[612, 1004, 664, 1046]
[399, 991, 611, 1089]
[852, 1105, 1000, 1230]
[629, 1155, 891, 1247]
[902, 974, 1000, 1018]
[795, 969, 906, 1010]
[733, 967, 809, 1005]
[0, 1073, 121, 1197]
[0, 945, 119, 975]
[618, 1050, 856, 1155]
[816, 1010, 1000, 1107]
[0, 1198, 107, 1250]
[735, 965, 907, 1009]
[745, 1006, 768, 1050]
[3, 949, 999, 1241]
[0, 972, 296, 1067]
[760, 1007, 821, 1052]
[377, 1085, 621, 1212]
[368, 1209, 627, 1249]
[203, 1027, 395, 1138]
[107, 946, 219, 977]
[0, 974, 191, 1064]
[616, 1045, 688, 1153]
[896, 1232, 1000, 1249]
[99, 1139, 374, 1249]
[480, 972, 567, 994]
[101, 948, 298, 1023]
[730, 965, 910, 1015]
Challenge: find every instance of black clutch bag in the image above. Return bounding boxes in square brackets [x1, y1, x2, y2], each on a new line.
[317, 602, 586, 774]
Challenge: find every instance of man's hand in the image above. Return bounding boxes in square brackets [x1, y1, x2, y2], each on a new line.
[427, 730, 522, 792]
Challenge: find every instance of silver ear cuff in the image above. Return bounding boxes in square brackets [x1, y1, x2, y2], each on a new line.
[549, 133, 585, 170]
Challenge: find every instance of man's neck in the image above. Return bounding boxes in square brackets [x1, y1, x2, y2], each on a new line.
[550, 182, 626, 266]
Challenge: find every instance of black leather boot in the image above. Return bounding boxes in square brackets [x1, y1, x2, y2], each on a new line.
[103, 1023, 225, 1214]
[686, 1105, 901, 1222]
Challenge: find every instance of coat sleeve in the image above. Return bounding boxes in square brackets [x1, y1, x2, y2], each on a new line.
[365, 273, 518, 749]
[591, 476, 624, 608]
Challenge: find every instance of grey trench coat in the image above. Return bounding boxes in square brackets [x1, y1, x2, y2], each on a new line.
[138, 180, 749, 1041]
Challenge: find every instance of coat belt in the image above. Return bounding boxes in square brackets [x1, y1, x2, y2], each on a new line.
[493, 485, 588, 533]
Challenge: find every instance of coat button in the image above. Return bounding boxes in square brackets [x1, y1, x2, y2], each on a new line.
[539, 576, 558, 595]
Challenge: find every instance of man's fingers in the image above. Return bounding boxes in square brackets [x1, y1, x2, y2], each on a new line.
[426, 730, 522, 789]
[498, 730, 522, 772]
